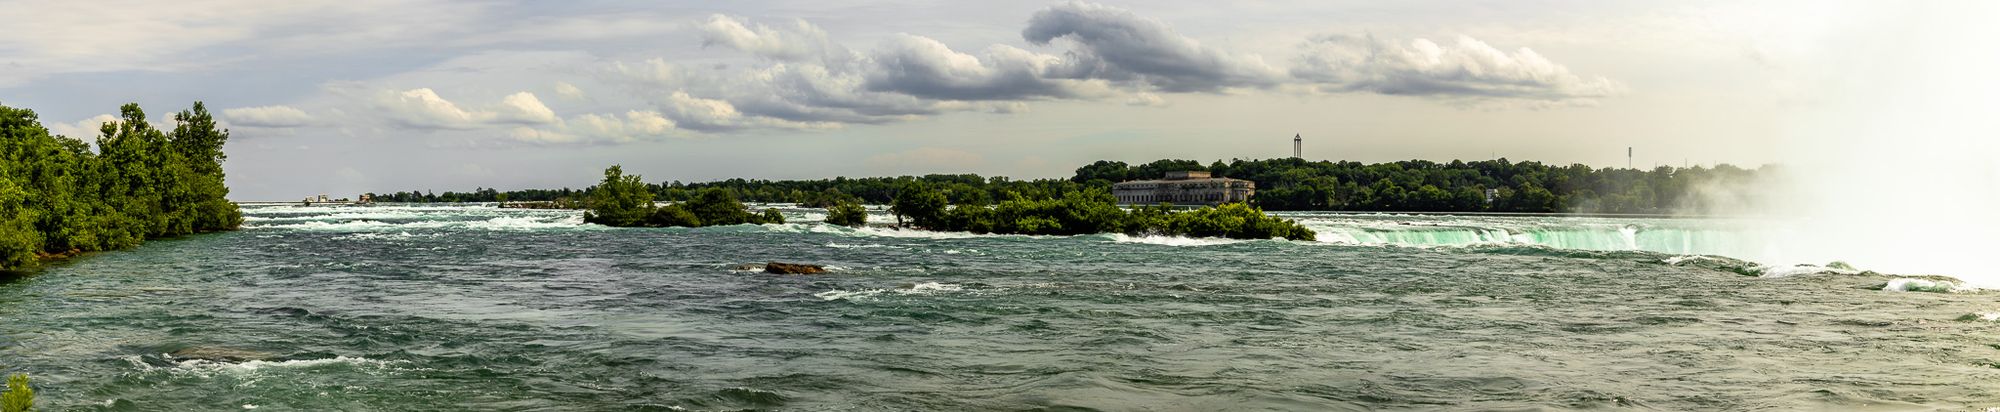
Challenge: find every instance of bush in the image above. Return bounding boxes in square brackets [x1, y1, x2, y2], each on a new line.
[886, 186, 1315, 240]
[584, 166, 782, 228]
[2, 373, 30, 412]
[890, 185, 948, 228]
[646, 203, 701, 227]
[825, 201, 868, 227]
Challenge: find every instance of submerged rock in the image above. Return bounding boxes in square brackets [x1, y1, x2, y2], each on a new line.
[730, 263, 765, 271]
[764, 262, 827, 275]
[170, 346, 275, 362]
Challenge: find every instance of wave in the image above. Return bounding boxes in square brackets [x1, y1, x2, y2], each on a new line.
[824, 242, 900, 249]
[248, 216, 587, 232]
[124, 354, 407, 377]
[752, 223, 995, 240]
[1883, 278, 1968, 293]
[1105, 233, 1246, 247]
[815, 282, 964, 301]
[1755, 264, 1861, 279]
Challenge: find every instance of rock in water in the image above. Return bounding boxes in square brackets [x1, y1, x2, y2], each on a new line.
[731, 263, 765, 271]
[764, 262, 827, 275]
[170, 346, 275, 362]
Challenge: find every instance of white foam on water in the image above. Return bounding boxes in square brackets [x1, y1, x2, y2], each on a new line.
[332, 232, 440, 241]
[1663, 255, 1712, 265]
[1107, 233, 1243, 247]
[824, 242, 897, 249]
[249, 220, 399, 231]
[125, 355, 408, 378]
[814, 289, 885, 301]
[816, 282, 963, 301]
[1757, 264, 1859, 279]
[247, 215, 586, 232]
[1883, 278, 1969, 293]
[896, 282, 962, 294]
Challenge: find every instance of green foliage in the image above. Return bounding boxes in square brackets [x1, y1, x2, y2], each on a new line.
[1162, 203, 1316, 241]
[894, 187, 1315, 241]
[582, 165, 654, 226]
[2, 373, 31, 412]
[1189, 157, 1760, 213]
[584, 166, 782, 228]
[397, 158, 1760, 216]
[0, 101, 241, 271]
[889, 184, 948, 228]
[825, 201, 868, 227]
[646, 203, 702, 227]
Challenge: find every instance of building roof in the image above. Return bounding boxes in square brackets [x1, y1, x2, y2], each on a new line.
[1112, 177, 1252, 187]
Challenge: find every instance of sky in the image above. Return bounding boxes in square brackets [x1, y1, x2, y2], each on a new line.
[0, 0, 1875, 200]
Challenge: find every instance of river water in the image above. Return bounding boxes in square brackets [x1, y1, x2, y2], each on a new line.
[3, 204, 1998, 410]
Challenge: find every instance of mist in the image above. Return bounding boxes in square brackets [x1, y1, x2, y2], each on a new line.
[1740, 2, 2000, 285]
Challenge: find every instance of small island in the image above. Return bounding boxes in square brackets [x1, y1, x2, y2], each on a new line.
[580, 165, 1314, 241]
[580, 166, 785, 227]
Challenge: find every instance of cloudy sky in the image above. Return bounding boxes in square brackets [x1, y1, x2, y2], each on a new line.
[0, 0, 1891, 200]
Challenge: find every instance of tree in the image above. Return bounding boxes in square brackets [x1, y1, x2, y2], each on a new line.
[583, 165, 654, 226]
[0, 100, 242, 272]
[890, 184, 948, 229]
[1071, 160, 1129, 184]
[825, 201, 868, 227]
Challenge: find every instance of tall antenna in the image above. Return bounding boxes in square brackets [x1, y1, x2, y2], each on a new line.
[1293, 133, 1302, 158]
[1627, 147, 1633, 169]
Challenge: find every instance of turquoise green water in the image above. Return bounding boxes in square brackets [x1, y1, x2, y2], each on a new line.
[2, 204, 1998, 410]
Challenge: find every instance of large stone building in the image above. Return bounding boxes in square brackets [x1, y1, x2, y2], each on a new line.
[1111, 171, 1255, 205]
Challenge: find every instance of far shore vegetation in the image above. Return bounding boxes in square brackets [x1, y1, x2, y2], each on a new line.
[373, 158, 1763, 215]
[2, 100, 247, 407]
[1, 101, 242, 273]
[581, 165, 1315, 241]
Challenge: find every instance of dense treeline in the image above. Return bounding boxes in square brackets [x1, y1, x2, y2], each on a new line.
[0, 102, 242, 271]
[1074, 158, 1762, 214]
[888, 184, 1316, 240]
[577, 164, 1314, 240]
[389, 158, 1763, 215]
[582, 166, 784, 228]
[386, 175, 1080, 206]
[369, 187, 584, 203]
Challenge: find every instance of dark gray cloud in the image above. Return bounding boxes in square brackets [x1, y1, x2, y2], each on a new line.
[1022, 1, 1283, 93]
[862, 35, 1101, 101]
[600, 3, 1621, 136]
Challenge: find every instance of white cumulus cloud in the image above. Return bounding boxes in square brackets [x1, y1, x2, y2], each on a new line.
[493, 92, 558, 124]
[697, 14, 847, 63]
[1290, 34, 1625, 104]
[373, 88, 495, 130]
[223, 105, 315, 128]
[553, 81, 585, 101]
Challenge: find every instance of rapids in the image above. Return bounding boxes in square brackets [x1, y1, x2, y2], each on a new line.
[2, 203, 1997, 410]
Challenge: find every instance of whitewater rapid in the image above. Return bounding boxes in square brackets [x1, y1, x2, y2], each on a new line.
[235, 204, 1930, 281]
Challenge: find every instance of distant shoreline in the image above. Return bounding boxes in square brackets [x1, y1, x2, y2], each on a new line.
[232, 200, 1760, 220]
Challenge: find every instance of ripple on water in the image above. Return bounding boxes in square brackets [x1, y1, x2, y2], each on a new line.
[0, 205, 1995, 410]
